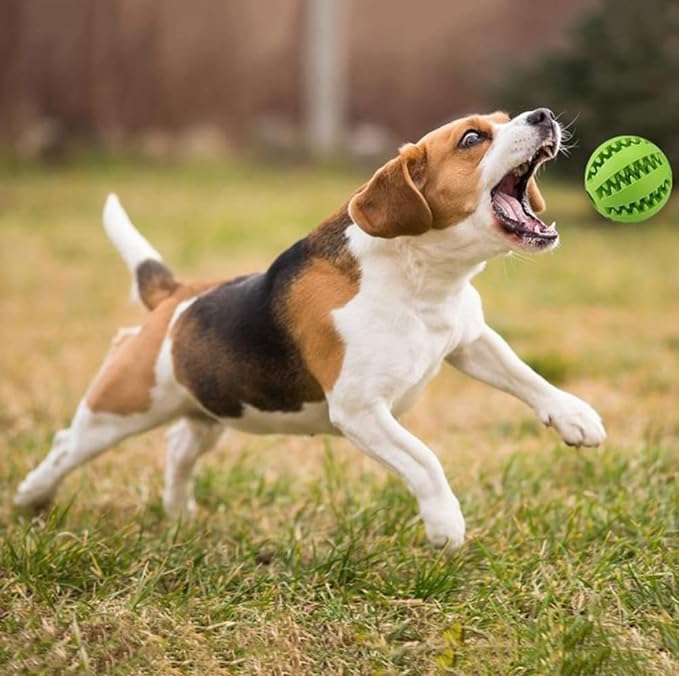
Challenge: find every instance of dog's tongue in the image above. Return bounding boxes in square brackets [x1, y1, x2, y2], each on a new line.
[494, 191, 525, 222]
[495, 190, 545, 231]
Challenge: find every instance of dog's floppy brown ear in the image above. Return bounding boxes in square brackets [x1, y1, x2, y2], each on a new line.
[527, 177, 546, 214]
[349, 144, 432, 238]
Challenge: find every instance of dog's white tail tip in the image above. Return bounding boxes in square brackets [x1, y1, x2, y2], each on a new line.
[102, 193, 162, 270]
[103, 192, 122, 224]
[102, 193, 171, 306]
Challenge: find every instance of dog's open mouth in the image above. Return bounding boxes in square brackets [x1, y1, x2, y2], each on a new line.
[491, 140, 558, 249]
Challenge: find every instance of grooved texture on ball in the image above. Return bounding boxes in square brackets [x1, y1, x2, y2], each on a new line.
[584, 136, 673, 223]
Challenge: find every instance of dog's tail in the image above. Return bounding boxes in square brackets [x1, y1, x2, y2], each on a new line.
[103, 194, 179, 310]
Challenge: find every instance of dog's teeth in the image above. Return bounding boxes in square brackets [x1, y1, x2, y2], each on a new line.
[513, 161, 529, 176]
[547, 220, 556, 230]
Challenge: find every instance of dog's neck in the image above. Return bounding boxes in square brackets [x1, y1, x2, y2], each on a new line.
[345, 222, 487, 302]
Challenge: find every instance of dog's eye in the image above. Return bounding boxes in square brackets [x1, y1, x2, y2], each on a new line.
[459, 130, 486, 149]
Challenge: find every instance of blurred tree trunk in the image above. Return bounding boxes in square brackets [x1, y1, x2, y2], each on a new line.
[303, 0, 346, 156]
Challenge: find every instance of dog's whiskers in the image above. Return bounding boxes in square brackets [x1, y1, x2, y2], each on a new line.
[507, 250, 534, 265]
[555, 112, 578, 158]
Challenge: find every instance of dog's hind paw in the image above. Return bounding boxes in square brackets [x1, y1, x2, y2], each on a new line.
[162, 493, 199, 521]
[13, 478, 57, 512]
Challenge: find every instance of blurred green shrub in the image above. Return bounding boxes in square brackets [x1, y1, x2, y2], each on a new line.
[524, 352, 571, 385]
[494, 0, 679, 177]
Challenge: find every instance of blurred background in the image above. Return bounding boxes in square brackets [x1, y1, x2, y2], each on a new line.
[1, 0, 678, 460]
[1, 0, 678, 464]
[1, 0, 677, 171]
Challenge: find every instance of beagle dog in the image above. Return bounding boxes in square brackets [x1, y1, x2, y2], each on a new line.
[14, 109, 605, 549]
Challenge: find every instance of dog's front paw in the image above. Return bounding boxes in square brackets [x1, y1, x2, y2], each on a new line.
[538, 392, 606, 447]
[420, 496, 466, 551]
[163, 491, 198, 521]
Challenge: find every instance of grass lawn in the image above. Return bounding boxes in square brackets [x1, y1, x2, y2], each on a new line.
[1, 156, 677, 674]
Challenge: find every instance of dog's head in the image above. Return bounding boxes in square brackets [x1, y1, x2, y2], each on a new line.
[349, 109, 561, 257]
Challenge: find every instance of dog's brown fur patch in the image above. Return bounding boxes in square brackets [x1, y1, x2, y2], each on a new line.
[136, 259, 179, 310]
[285, 256, 359, 392]
[86, 283, 213, 415]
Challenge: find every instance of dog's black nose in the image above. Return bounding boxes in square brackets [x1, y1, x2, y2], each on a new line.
[526, 108, 555, 127]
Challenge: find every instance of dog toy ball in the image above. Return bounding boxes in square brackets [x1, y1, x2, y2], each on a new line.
[584, 135, 672, 223]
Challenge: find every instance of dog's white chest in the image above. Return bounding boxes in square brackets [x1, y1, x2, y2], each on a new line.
[331, 264, 484, 416]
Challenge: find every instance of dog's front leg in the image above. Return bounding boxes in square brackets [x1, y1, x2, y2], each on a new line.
[447, 325, 606, 447]
[329, 401, 465, 549]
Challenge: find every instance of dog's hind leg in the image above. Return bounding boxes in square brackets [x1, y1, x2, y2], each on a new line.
[13, 400, 180, 510]
[163, 416, 223, 518]
[14, 319, 190, 511]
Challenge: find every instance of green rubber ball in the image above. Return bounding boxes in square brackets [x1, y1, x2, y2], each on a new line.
[584, 135, 673, 223]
